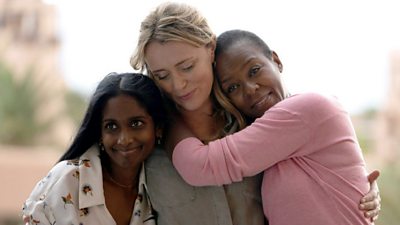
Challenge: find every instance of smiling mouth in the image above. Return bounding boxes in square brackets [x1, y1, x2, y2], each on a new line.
[251, 92, 272, 109]
[178, 89, 196, 101]
[112, 146, 142, 153]
[252, 97, 266, 109]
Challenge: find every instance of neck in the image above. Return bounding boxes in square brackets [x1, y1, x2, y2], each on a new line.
[103, 162, 140, 189]
[179, 98, 224, 142]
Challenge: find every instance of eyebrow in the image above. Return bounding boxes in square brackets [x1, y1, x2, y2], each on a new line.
[102, 115, 148, 123]
[220, 57, 255, 85]
[151, 57, 195, 74]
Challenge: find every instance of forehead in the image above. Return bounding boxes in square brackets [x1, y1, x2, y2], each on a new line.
[220, 40, 262, 60]
[103, 94, 148, 118]
[216, 43, 264, 74]
[144, 41, 206, 70]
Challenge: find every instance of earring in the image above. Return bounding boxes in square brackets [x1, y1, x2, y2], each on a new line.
[99, 142, 105, 151]
[156, 136, 162, 145]
[212, 61, 216, 68]
[278, 64, 283, 72]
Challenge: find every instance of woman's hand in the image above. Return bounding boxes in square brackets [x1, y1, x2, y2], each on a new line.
[359, 170, 381, 222]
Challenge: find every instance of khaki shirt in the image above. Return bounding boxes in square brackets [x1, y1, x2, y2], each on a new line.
[145, 148, 266, 225]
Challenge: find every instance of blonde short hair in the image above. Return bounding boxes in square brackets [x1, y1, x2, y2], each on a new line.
[130, 2, 246, 131]
[130, 2, 215, 72]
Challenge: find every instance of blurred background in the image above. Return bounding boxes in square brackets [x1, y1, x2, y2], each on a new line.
[0, 0, 399, 224]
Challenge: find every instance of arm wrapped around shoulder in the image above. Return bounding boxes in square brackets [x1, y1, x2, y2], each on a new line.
[172, 137, 245, 186]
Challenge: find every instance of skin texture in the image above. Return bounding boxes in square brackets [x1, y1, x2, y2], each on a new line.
[101, 94, 158, 225]
[145, 41, 215, 113]
[102, 94, 158, 179]
[216, 43, 285, 118]
[145, 41, 224, 143]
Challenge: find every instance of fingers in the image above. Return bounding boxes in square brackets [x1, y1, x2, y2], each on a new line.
[364, 206, 381, 221]
[360, 189, 379, 203]
[360, 170, 382, 222]
[367, 170, 380, 183]
[360, 198, 380, 210]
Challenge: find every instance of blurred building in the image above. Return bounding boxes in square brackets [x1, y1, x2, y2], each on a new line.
[376, 51, 400, 163]
[0, 0, 74, 147]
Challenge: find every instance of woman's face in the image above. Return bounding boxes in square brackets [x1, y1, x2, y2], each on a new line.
[101, 94, 157, 169]
[144, 41, 215, 112]
[216, 42, 285, 118]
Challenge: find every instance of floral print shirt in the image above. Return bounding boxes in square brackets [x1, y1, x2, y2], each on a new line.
[22, 145, 156, 225]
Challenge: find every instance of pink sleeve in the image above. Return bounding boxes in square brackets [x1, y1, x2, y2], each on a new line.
[172, 103, 312, 186]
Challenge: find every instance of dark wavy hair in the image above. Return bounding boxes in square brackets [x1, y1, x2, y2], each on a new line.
[58, 72, 166, 162]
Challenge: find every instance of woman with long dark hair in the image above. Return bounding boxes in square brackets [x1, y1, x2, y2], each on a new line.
[23, 73, 166, 225]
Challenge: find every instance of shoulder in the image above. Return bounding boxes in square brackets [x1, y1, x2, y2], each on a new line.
[24, 148, 101, 204]
[263, 93, 345, 126]
[274, 92, 341, 113]
[145, 147, 198, 208]
[145, 147, 171, 167]
[28, 160, 80, 198]
[283, 92, 335, 105]
[23, 160, 80, 217]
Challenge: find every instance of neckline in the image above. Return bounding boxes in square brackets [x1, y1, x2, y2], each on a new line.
[103, 169, 137, 189]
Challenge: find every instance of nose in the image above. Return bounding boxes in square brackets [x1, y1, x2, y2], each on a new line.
[243, 81, 259, 97]
[172, 73, 188, 91]
[117, 129, 133, 147]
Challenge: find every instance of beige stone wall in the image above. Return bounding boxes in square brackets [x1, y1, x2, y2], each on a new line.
[0, 145, 60, 220]
[0, 0, 75, 148]
[375, 51, 400, 163]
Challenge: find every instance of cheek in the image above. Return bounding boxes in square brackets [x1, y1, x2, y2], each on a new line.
[101, 133, 115, 149]
[230, 95, 246, 111]
[197, 69, 214, 92]
[139, 127, 156, 144]
[193, 60, 213, 82]
[155, 81, 174, 99]
[155, 80, 170, 93]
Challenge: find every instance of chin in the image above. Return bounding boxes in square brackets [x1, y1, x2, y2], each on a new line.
[179, 100, 204, 112]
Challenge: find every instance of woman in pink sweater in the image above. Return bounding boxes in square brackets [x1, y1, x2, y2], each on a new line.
[171, 30, 376, 225]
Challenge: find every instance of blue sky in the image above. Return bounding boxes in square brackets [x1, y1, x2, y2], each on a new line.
[45, 0, 400, 114]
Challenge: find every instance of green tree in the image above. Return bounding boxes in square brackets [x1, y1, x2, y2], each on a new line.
[65, 89, 87, 126]
[0, 63, 50, 145]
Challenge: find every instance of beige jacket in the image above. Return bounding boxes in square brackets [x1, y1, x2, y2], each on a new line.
[145, 148, 266, 225]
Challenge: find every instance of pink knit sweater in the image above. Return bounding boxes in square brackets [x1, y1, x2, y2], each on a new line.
[173, 93, 371, 225]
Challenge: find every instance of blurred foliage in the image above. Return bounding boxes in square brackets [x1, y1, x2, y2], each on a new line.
[362, 107, 378, 120]
[65, 89, 87, 127]
[0, 62, 87, 146]
[375, 162, 400, 225]
[353, 109, 400, 224]
[0, 63, 52, 145]
[357, 133, 372, 154]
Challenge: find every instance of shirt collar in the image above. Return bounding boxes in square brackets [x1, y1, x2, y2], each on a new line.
[78, 145, 105, 209]
[77, 145, 152, 212]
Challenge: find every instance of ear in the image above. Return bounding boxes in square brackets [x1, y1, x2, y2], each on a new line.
[272, 51, 283, 73]
[155, 126, 163, 139]
[207, 40, 217, 63]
